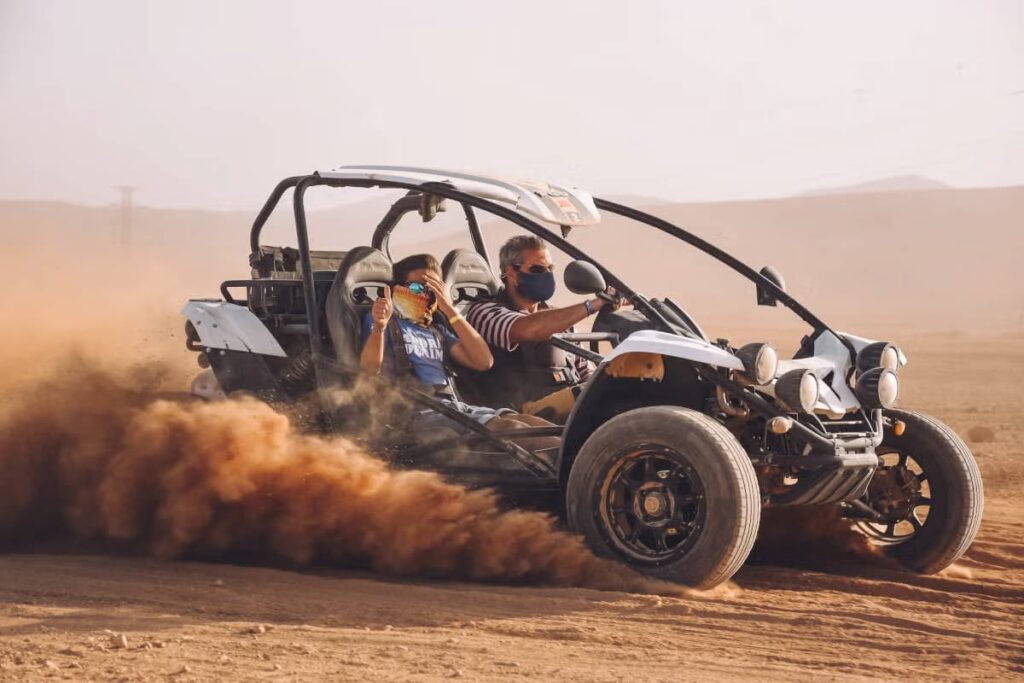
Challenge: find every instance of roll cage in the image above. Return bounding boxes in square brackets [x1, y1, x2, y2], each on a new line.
[244, 168, 859, 459]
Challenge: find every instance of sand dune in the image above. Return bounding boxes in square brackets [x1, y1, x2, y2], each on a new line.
[4, 184, 1020, 336]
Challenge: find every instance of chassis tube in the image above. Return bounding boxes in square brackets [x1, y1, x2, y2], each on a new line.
[593, 198, 859, 362]
[293, 176, 323, 355]
[250, 176, 304, 268]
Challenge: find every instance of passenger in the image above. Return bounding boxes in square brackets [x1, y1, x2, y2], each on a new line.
[466, 235, 621, 422]
[359, 253, 557, 448]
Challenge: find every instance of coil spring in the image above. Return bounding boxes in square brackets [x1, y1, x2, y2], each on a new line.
[277, 348, 315, 392]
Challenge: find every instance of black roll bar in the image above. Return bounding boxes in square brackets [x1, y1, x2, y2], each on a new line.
[463, 203, 491, 265]
[293, 176, 325, 354]
[249, 176, 304, 266]
[370, 192, 490, 265]
[244, 172, 869, 456]
[282, 175, 680, 348]
[592, 198, 857, 361]
[259, 174, 854, 367]
[370, 191, 421, 257]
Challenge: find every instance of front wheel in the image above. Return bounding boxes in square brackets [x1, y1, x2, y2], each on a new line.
[566, 406, 761, 588]
[855, 409, 983, 573]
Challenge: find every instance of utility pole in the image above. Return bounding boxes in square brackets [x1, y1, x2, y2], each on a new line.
[113, 186, 137, 248]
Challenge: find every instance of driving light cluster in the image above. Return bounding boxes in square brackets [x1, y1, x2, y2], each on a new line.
[736, 342, 778, 385]
[856, 341, 903, 375]
[775, 368, 819, 413]
[855, 367, 899, 409]
[852, 340, 904, 409]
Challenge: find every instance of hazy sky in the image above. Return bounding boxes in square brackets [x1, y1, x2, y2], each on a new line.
[1, 0, 1022, 209]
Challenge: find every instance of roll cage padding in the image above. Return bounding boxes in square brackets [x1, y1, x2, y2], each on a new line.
[324, 247, 393, 366]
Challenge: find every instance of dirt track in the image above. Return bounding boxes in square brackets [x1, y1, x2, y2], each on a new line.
[1, 334, 1022, 681]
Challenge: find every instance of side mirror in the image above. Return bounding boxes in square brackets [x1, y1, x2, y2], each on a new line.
[756, 265, 786, 306]
[564, 260, 607, 295]
[418, 193, 447, 222]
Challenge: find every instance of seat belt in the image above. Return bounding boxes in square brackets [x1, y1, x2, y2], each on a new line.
[386, 318, 414, 378]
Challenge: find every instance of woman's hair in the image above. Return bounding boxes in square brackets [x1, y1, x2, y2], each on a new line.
[392, 253, 441, 283]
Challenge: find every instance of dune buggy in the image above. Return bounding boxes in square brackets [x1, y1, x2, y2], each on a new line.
[182, 166, 983, 588]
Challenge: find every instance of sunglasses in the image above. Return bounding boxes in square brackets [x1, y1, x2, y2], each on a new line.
[512, 263, 555, 275]
[402, 282, 429, 295]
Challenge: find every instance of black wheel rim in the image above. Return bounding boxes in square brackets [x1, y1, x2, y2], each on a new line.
[856, 448, 932, 545]
[598, 444, 707, 564]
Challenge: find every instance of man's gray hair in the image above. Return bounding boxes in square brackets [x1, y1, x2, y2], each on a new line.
[499, 235, 547, 273]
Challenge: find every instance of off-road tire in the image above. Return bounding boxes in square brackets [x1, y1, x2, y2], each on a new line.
[880, 409, 984, 573]
[566, 406, 760, 588]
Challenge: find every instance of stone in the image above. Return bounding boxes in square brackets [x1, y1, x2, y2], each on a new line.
[967, 425, 996, 443]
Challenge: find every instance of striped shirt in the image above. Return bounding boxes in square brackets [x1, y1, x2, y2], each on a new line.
[466, 300, 594, 381]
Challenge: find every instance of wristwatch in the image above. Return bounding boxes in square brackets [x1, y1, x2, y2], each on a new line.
[583, 299, 595, 315]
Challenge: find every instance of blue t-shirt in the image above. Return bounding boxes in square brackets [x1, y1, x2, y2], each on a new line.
[360, 313, 459, 388]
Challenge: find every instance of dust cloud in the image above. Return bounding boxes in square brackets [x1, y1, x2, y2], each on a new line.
[749, 505, 882, 568]
[0, 355, 680, 595]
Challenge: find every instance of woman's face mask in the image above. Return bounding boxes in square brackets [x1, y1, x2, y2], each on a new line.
[392, 282, 437, 325]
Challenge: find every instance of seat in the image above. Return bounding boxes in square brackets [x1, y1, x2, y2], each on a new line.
[324, 246, 393, 367]
[441, 248, 500, 312]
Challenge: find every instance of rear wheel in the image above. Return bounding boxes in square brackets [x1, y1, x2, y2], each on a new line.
[855, 409, 983, 573]
[566, 406, 760, 588]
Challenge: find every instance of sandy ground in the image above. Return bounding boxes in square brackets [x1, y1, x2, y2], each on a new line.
[1, 333, 1022, 682]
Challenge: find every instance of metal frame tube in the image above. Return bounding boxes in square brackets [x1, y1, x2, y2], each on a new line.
[292, 176, 323, 355]
[592, 197, 847, 350]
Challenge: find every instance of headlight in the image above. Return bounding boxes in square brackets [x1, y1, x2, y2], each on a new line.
[855, 367, 899, 409]
[775, 369, 819, 413]
[856, 341, 903, 375]
[736, 342, 778, 385]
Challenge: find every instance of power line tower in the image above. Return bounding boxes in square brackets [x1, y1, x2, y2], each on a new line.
[113, 186, 137, 248]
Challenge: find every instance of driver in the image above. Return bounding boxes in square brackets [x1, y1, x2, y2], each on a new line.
[359, 253, 557, 446]
[465, 236, 620, 421]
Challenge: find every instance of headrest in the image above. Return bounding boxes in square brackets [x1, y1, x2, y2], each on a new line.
[441, 249, 499, 304]
[332, 246, 393, 306]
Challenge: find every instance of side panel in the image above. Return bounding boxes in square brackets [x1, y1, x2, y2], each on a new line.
[181, 301, 287, 357]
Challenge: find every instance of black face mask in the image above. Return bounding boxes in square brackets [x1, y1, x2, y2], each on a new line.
[515, 270, 556, 303]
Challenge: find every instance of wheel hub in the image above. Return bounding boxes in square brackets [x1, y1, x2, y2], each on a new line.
[855, 448, 932, 546]
[643, 492, 665, 516]
[601, 446, 706, 563]
[867, 465, 919, 520]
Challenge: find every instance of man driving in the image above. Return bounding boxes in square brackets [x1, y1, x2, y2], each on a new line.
[465, 235, 619, 421]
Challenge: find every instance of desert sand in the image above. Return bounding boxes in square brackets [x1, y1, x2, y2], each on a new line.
[1, 190, 1022, 681]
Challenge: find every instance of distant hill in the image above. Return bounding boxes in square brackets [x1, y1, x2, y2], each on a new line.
[2, 185, 1021, 335]
[800, 175, 952, 197]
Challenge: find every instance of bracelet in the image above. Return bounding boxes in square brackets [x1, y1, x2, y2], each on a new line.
[448, 313, 464, 325]
[371, 323, 386, 333]
[583, 299, 595, 315]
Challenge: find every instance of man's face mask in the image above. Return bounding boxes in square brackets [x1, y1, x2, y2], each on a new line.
[392, 281, 437, 325]
[513, 263, 556, 303]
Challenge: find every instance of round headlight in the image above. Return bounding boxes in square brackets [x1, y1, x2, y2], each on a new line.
[737, 342, 778, 385]
[857, 341, 902, 375]
[855, 367, 899, 409]
[879, 345, 900, 372]
[775, 369, 819, 413]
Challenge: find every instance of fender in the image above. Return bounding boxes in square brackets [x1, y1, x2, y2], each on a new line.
[558, 331, 733, 484]
[181, 300, 287, 357]
[601, 330, 744, 371]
